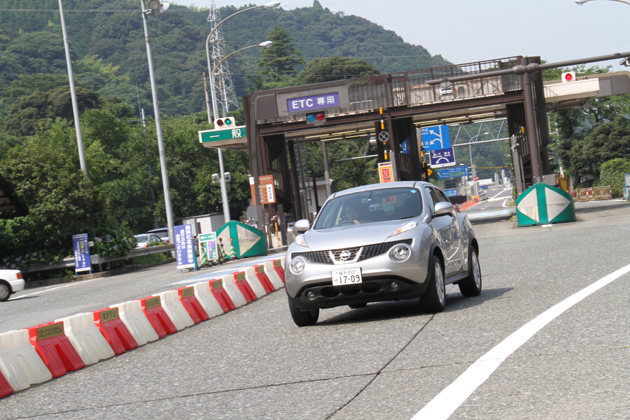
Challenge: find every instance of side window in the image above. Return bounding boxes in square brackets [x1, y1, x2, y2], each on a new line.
[435, 188, 450, 203]
[424, 187, 438, 214]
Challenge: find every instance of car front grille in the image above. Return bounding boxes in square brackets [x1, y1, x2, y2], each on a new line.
[292, 239, 412, 265]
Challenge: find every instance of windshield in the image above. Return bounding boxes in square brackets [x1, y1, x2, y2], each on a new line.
[135, 235, 149, 242]
[314, 187, 422, 230]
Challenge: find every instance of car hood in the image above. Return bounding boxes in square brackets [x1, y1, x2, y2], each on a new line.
[303, 219, 418, 251]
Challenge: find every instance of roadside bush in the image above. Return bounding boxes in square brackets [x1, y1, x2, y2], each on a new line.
[598, 158, 630, 198]
[92, 227, 137, 258]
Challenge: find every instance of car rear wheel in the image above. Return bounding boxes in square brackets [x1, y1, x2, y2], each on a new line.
[289, 300, 319, 327]
[0, 282, 11, 302]
[348, 303, 367, 309]
[459, 247, 482, 297]
[420, 255, 446, 313]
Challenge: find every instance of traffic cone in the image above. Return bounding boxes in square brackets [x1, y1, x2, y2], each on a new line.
[219, 238, 229, 260]
[199, 243, 208, 266]
[229, 238, 237, 259]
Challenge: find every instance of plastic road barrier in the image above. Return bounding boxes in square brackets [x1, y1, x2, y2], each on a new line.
[273, 259, 285, 282]
[244, 267, 269, 297]
[0, 329, 52, 392]
[139, 296, 177, 338]
[0, 370, 12, 398]
[55, 313, 115, 366]
[28, 322, 85, 378]
[209, 278, 236, 313]
[192, 281, 224, 319]
[252, 264, 275, 293]
[233, 271, 258, 302]
[177, 286, 209, 324]
[93, 307, 138, 355]
[110, 301, 159, 346]
[220, 275, 248, 308]
[153, 291, 194, 331]
[264, 261, 284, 289]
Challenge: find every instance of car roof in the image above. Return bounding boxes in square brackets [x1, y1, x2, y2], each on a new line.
[148, 228, 168, 233]
[329, 181, 432, 198]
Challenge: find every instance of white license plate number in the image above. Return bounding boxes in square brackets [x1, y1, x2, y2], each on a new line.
[331, 268, 362, 286]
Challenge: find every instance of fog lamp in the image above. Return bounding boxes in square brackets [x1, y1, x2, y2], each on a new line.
[391, 282, 399, 290]
[306, 291, 316, 300]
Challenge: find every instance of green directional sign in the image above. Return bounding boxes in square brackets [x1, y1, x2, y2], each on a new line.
[199, 126, 247, 143]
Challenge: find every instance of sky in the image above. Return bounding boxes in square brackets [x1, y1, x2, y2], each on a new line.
[176, 0, 630, 73]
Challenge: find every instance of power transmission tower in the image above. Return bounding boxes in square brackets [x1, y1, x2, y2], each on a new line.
[207, 1, 239, 115]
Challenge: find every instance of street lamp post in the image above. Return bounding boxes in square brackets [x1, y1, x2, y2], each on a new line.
[58, 0, 87, 179]
[140, 0, 175, 244]
[205, 2, 280, 224]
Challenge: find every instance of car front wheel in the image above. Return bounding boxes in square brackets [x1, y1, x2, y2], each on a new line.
[420, 255, 446, 313]
[459, 247, 482, 297]
[289, 300, 319, 327]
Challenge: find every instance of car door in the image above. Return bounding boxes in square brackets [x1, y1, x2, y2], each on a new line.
[434, 187, 465, 275]
[425, 186, 455, 273]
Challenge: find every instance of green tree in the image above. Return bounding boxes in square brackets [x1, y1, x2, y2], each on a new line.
[297, 56, 380, 84]
[598, 158, 630, 198]
[257, 24, 305, 82]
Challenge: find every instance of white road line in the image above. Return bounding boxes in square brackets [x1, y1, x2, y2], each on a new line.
[11, 278, 102, 300]
[412, 262, 630, 420]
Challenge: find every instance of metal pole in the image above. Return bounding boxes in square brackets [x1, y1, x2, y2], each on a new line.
[141, 1, 175, 244]
[58, 0, 87, 179]
[206, 26, 231, 223]
[321, 141, 332, 197]
[521, 57, 542, 184]
[469, 143, 477, 196]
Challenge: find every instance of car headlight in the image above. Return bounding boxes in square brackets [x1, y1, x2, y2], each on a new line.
[295, 234, 308, 247]
[389, 244, 411, 262]
[387, 221, 418, 239]
[290, 256, 306, 274]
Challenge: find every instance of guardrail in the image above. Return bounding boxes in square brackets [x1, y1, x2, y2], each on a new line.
[21, 244, 176, 275]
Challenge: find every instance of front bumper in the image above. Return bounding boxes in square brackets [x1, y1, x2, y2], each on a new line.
[286, 239, 431, 309]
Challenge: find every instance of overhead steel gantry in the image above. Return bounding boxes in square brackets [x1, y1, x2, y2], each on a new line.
[243, 52, 630, 222]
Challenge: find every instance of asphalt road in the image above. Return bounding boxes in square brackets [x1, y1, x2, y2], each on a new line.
[1, 200, 629, 419]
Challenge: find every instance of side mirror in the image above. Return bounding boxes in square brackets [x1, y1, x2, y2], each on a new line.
[294, 219, 311, 233]
[434, 201, 455, 217]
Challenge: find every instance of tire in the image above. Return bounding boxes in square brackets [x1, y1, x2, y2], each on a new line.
[348, 303, 367, 309]
[459, 247, 482, 297]
[289, 300, 319, 327]
[420, 255, 446, 313]
[0, 282, 11, 302]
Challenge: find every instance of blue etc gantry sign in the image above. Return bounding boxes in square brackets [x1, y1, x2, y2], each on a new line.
[429, 147, 456, 168]
[286, 92, 341, 113]
[421, 125, 451, 151]
[437, 166, 470, 179]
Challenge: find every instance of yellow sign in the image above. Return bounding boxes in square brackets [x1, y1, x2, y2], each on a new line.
[212, 279, 223, 290]
[378, 162, 394, 183]
[274, 260, 282, 268]
[427, 169, 433, 176]
[236, 272, 246, 281]
[99, 308, 119, 323]
[256, 265, 264, 274]
[36, 322, 65, 341]
[181, 287, 194, 299]
[144, 296, 161, 310]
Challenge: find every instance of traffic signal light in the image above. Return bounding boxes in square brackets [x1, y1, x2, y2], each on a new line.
[306, 112, 326, 125]
[214, 117, 234, 128]
[561, 72, 576, 83]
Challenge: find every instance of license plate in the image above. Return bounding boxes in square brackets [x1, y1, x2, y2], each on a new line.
[331, 268, 362, 286]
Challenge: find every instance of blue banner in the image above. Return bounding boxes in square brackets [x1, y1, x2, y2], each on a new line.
[175, 225, 197, 270]
[444, 189, 458, 197]
[72, 233, 91, 273]
[437, 166, 470, 179]
[429, 147, 456, 168]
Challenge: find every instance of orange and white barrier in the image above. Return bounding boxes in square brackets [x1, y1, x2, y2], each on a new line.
[153, 291, 194, 331]
[244, 267, 270, 297]
[272, 258, 285, 282]
[221, 275, 248, 308]
[93, 307, 138, 355]
[231, 271, 258, 303]
[28, 322, 85, 378]
[139, 296, 177, 338]
[252, 264, 276, 293]
[209, 278, 236, 313]
[54, 313, 115, 365]
[110, 300, 159, 346]
[264, 261, 284, 288]
[177, 286, 209, 324]
[0, 329, 52, 392]
[0, 370, 12, 398]
[192, 281, 224, 318]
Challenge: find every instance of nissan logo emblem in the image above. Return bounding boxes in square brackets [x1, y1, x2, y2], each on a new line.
[339, 250, 351, 261]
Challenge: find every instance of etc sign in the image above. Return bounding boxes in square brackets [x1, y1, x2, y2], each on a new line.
[287, 92, 341, 113]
